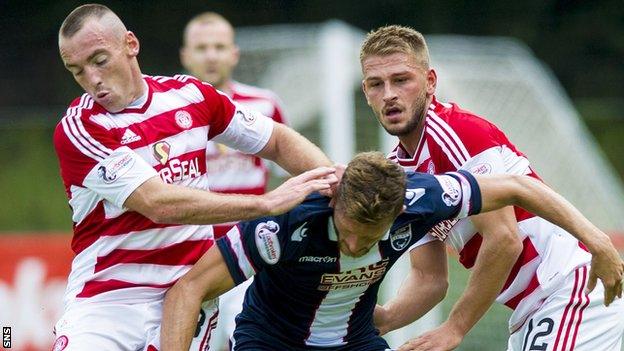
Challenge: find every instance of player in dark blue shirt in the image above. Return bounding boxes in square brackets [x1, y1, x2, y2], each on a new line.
[161, 151, 611, 351]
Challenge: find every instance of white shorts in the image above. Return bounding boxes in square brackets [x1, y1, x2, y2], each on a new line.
[52, 299, 218, 351]
[209, 278, 253, 351]
[507, 265, 624, 351]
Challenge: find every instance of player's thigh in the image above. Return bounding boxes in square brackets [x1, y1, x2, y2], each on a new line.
[508, 266, 624, 351]
[53, 304, 145, 350]
[147, 299, 219, 351]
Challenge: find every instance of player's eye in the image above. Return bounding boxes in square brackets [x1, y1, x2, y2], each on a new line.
[94, 56, 108, 66]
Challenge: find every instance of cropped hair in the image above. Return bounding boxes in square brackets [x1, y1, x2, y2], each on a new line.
[360, 25, 430, 68]
[183, 12, 234, 44]
[336, 152, 406, 224]
[60, 4, 113, 38]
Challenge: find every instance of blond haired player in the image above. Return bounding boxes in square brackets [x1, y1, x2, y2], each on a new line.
[360, 25, 624, 351]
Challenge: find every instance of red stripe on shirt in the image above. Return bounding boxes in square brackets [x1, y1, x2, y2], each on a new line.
[94, 239, 213, 273]
[76, 279, 175, 298]
[501, 238, 539, 292]
[504, 273, 540, 309]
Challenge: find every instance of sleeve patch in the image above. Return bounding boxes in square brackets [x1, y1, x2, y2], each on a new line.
[97, 153, 135, 184]
[434, 175, 462, 207]
[254, 221, 281, 264]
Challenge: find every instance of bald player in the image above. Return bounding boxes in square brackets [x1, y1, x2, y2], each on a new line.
[53, 4, 336, 350]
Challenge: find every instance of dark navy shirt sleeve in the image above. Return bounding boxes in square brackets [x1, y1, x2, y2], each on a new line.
[216, 214, 291, 285]
[394, 170, 482, 231]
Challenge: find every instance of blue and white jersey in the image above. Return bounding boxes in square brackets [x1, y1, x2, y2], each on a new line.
[217, 170, 482, 350]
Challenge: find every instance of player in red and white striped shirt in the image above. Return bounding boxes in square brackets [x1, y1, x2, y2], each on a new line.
[360, 25, 624, 351]
[52, 5, 336, 350]
[180, 13, 291, 350]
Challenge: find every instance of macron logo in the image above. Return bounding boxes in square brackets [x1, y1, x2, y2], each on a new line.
[291, 222, 309, 242]
[120, 129, 141, 145]
[405, 188, 426, 206]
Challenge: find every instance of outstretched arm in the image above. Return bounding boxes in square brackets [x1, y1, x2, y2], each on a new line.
[125, 166, 337, 224]
[374, 240, 448, 335]
[397, 208, 522, 351]
[161, 246, 234, 351]
[476, 174, 623, 305]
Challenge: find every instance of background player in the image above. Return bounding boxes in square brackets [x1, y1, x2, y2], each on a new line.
[180, 13, 290, 349]
[360, 25, 624, 350]
[53, 4, 336, 350]
[161, 151, 621, 351]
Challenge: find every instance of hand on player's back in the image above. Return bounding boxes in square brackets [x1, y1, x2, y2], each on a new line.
[397, 323, 463, 351]
[262, 166, 337, 216]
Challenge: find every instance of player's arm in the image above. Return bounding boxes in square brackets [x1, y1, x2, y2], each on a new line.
[161, 246, 233, 351]
[374, 240, 448, 335]
[398, 173, 623, 351]
[400, 208, 522, 351]
[256, 121, 333, 175]
[476, 174, 623, 302]
[125, 166, 335, 224]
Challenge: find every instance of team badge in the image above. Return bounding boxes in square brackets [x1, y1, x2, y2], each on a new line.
[390, 224, 412, 251]
[153, 141, 171, 165]
[175, 110, 193, 129]
[97, 154, 134, 184]
[255, 221, 281, 264]
[52, 335, 69, 351]
[470, 162, 492, 175]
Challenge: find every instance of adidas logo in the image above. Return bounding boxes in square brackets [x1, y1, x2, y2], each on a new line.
[120, 129, 141, 144]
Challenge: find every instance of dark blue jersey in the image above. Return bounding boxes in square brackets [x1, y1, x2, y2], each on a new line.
[217, 170, 481, 350]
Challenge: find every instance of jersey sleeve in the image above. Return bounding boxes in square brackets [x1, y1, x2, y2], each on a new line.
[194, 80, 274, 155]
[397, 170, 482, 230]
[54, 104, 157, 208]
[216, 214, 292, 285]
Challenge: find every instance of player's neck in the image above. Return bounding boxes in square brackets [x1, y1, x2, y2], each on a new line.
[215, 80, 233, 96]
[398, 115, 427, 157]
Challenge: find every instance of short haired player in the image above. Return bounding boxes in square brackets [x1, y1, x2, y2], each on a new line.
[161, 152, 621, 351]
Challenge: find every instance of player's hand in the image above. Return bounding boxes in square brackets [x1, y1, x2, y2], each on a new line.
[586, 237, 624, 306]
[320, 163, 346, 199]
[373, 304, 391, 336]
[262, 166, 337, 216]
[397, 324, 463, 351]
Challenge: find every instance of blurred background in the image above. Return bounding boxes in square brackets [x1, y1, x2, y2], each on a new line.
[1, 0, 623, 349]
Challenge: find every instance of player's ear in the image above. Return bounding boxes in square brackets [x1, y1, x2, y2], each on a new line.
[401, 205, 406, 214]
[426, 68, 437, 96]
[362, 81, 371, 106]
[126, 31, 140, 57]
[232, 44, 240, 67]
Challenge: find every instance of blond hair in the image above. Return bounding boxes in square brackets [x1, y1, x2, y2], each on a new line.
[336, 152, 406, 224]
[360, 25, 430, 68]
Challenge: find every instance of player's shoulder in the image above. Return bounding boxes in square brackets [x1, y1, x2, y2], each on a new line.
[429, 97, 500, 135]
[145, 73, 206, 91]
[55, 94, 102, 139]
[288, 193, 332, 224]
[231, 81, 280, 101]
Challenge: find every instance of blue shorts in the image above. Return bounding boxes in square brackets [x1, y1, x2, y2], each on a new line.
[231, 324, 391, 351]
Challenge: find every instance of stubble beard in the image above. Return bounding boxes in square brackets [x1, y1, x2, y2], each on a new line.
[380, 92, 428, 137]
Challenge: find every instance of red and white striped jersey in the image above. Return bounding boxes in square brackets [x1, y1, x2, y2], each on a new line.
[53, 74, 274, 310]
[205, 81, 288, 238]
[389, 96, 591, 332]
